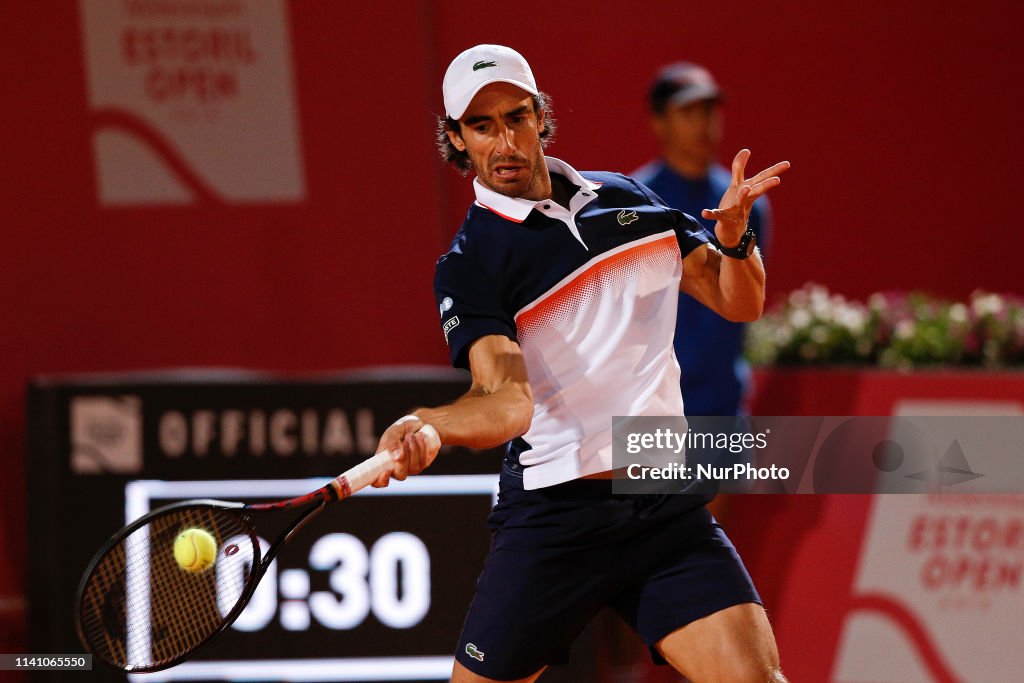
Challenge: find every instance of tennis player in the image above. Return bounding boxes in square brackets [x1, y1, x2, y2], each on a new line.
[373, 44, 789, 683]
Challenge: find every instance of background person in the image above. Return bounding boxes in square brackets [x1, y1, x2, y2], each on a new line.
[634, 62, 773, 417]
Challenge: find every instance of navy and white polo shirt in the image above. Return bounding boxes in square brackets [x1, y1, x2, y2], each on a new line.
[435, 157, 710, 489]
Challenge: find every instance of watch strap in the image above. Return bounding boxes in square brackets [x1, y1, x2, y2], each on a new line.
[716, 226, 757, 260]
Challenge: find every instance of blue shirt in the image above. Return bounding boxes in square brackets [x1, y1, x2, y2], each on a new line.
[632, 160, 772, 416]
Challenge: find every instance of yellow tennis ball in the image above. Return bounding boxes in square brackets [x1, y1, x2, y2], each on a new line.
[173, 528, 217, 573]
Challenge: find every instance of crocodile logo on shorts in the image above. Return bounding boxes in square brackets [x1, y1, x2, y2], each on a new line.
[465, 643, 485, 661]
[617, 209, 639, 226]
[472, 60, 498, 71]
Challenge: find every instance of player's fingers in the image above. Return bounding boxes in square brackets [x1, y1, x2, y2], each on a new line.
[371, 471, 391, 488]
[417, 432, 434, 474]
[390, 441, 409, 480]
[747, 176, 781, 199]
[703, 207, 740, 220]
[731, 148, 751, 185]
[422, 427, 441, 457]
[702, 206, 746, 225]
[405, 432, 426, 475]
[747, 161, 790, 185]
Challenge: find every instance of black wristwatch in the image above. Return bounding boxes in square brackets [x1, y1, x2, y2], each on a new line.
[716, 226, 757, 259]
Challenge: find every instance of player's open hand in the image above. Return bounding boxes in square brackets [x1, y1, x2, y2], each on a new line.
[702, 149, 790, 247]
[371, 415, 441, 487]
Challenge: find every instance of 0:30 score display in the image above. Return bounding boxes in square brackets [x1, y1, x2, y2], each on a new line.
[218, 531, 432, 632]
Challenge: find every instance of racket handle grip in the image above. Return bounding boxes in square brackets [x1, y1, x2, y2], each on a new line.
[333, 451, 393, 498]
[330, 424, 440, 499]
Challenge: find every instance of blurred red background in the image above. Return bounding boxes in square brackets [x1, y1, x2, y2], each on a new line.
[2, 0, 1022, 673]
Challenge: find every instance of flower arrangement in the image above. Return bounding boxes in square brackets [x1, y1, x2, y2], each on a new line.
[745, 284, 1024, 368]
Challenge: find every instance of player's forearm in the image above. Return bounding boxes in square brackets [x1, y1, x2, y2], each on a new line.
[412, 383, 533, 450]
[715, 249, 765, 322]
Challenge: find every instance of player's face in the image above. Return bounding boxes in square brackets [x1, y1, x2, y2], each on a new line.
[449, 83, 549, 200]
[653, 98, 723, 170]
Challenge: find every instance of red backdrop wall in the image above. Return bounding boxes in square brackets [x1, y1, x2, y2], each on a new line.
[2, 0, 1021, 650]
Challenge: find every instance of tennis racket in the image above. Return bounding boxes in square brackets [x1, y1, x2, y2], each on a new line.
[74, 425, 438, 673]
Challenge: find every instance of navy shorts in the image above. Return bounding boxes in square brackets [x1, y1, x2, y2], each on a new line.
[454, 463, 761, 680]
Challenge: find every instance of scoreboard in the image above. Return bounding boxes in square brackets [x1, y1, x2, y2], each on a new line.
[27, 370, 504, 683]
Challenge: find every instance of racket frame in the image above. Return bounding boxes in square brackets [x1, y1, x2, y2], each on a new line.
[75, 448, 402, 671]
[74, 495, 326, 672]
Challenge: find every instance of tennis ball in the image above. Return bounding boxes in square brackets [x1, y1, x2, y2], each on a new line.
[173, 528, 217, 573]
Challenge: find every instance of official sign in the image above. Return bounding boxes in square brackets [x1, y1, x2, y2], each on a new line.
[28, 372, 503, 683]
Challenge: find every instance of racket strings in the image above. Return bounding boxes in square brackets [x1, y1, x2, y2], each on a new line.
[78, 506, 258, 671]
[145, 512, 223, 664]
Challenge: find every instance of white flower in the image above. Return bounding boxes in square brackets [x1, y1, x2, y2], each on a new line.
[789, 308, 812, 329]
[972, 293, 1004, 317]
[810, 287, 831, 318]
[836, 305, 867, 333]
[949, 303, 967, 324]
[895, 320, 916, 340]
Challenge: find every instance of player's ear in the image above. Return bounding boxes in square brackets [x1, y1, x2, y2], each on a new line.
[537, 106, 546, 134]
[447, 127, 466, 152]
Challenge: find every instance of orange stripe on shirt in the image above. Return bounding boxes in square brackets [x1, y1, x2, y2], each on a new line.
[516, 235, 680, 333]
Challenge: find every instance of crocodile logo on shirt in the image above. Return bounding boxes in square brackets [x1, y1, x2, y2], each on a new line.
[617, 209, 639, 226]
[465, 643, 486, 661]
[472, 60, 498, 71]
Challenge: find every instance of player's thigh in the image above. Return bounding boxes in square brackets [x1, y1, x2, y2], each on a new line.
[655, 602, 785, 683]
[451, 660, 546, 683]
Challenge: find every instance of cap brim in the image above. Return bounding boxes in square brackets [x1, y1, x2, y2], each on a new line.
[447, 78, 540, 120]
[667, 83, 723, 108]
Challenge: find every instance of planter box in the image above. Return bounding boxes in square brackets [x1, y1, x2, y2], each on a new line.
[751, 367, 1024, 416]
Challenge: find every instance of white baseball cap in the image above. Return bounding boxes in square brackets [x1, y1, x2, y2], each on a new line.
[442, 44, 539, 120]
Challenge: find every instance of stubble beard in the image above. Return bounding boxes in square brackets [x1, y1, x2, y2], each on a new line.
[477, 148, 546, 200]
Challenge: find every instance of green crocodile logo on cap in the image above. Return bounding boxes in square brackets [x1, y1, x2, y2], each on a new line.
[472, 60, 498, 71]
